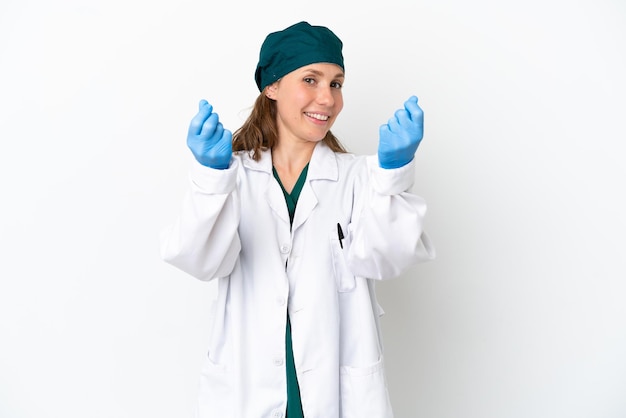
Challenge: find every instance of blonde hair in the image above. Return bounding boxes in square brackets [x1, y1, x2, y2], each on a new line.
[232, 93, 347, 161]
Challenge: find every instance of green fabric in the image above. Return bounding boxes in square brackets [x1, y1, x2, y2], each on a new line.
[273, 164, 309, 224]
[255, 21, 344, 92]
[273, 164, 309, 418]
[284, 316, 301, 418]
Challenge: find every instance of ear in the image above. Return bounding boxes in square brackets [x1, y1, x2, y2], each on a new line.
[265, 83, 278, 100]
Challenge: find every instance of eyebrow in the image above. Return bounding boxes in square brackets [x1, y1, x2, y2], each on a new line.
[306, 68, 345, 79]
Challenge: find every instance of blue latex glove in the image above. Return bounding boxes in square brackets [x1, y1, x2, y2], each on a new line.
[187, 100, 233, 169]
[377, 96, 424, 169]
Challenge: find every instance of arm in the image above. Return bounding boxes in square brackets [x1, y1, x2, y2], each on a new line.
[159, 100, 241, 280]
[347, 158, 435, 280]
[347, 96, 435, 279]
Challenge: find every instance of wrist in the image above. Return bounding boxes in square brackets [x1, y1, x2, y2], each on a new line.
[377, 153, 413, 169]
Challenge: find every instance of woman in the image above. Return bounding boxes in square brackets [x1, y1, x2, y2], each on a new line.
[160, 21, 435, 418]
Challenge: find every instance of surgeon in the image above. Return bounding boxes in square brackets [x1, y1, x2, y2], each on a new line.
[160, 21, 435, 418]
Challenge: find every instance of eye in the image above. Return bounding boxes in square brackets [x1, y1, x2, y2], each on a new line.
[331, 81, 343, 89]
[303, 77, 316, 85]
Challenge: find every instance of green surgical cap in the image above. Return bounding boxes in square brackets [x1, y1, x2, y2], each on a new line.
[255, 21, 344, 92]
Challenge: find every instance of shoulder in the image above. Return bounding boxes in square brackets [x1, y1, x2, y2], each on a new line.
[233, 149, 273, 175]
[334, 151, 369, 174]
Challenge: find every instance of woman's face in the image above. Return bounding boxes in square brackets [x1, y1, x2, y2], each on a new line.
[266, 63, 344, 146]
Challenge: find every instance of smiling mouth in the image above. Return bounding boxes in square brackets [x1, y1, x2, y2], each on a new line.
[305, 112, 330, 121]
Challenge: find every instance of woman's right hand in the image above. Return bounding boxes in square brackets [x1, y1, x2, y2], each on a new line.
[187, 100, 233, 169]
[377, 95, 423, 169]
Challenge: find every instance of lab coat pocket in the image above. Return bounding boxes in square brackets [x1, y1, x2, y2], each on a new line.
[340, 357, 393, 418]
[196, 354, 231, 417]
[330, 224, 356, 292]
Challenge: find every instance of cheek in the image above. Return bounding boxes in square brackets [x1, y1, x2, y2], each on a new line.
[334, 94, 344, 115]
[283, 91, 309, 117]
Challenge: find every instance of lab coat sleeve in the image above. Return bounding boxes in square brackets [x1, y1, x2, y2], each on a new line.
[347, 156, 435, 280]
[159, 159, 241, 281]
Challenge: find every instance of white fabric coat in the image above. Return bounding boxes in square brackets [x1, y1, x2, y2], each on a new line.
[160, 142, 435, 418]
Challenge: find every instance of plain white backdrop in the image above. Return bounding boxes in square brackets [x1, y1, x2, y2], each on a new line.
[1, 0, 625, 417]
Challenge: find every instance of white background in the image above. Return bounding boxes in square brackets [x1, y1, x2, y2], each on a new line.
[1, 0, 625, 417]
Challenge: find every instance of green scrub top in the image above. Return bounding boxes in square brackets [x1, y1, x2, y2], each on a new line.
[273, 164, 309, 418]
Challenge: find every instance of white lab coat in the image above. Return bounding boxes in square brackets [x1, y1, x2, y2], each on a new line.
[160, 142, 435, 418]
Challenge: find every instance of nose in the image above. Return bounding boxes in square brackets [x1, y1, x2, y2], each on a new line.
[316, 85, 335, 106]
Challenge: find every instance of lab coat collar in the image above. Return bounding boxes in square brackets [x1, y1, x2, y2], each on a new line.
[241, 148, 273, 173]
[241, 142, 339, 182]
[241, 142, 339, 231]
[308, 142, 339, 182]
[293, 143, 339, 232]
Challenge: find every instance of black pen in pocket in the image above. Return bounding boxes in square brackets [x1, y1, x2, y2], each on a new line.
[336, 223, 344, 249]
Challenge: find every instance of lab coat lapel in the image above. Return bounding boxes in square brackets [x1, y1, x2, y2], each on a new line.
[243, 150, 290, 226]
[267, 180, 290, 225]
[292, 143, 338, 232]
[291, 182, 317, 232]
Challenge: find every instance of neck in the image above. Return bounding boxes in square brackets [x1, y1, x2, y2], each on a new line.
[271, 140, 316, 174]
[271, 141, 316, 194]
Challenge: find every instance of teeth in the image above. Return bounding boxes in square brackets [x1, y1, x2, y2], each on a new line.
[306, 112, 329, 121]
